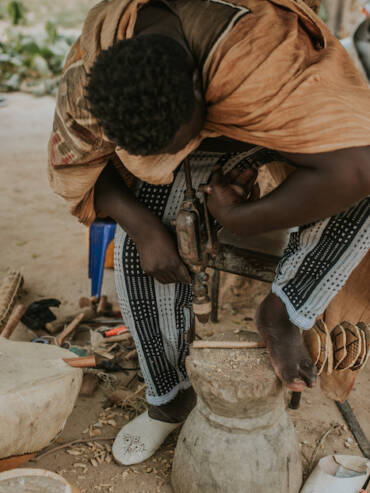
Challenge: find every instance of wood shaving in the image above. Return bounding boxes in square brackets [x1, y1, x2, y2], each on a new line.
[66, 449, 83, 456]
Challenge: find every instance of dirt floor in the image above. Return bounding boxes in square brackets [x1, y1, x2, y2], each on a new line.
[0, 92, 369, 493]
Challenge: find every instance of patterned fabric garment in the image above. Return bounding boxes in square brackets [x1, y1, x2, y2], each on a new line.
[114, 149, 370, 406]
[272, 198, 370, 329]
[48, 0, 370, 225]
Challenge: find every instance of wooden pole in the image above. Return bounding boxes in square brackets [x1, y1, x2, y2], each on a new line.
[192, 340, 265, 349]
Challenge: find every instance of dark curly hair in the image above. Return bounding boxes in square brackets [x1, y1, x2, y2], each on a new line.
[86, 34, 197, 156]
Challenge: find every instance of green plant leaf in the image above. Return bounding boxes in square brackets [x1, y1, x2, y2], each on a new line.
[7, 1, 25, 25]
[45, 21, 58, 43]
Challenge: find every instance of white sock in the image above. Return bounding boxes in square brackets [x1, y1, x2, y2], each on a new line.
[112, 411, 180, 465]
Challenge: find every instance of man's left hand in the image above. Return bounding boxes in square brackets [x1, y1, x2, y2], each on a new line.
[204, 166, 259, 226]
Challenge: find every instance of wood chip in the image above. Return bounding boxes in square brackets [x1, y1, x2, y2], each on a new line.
[89, 428, 102, 438]
[66, 449, 83, 456]
[96, 454, 105, 464]
[91, 458, 98, 467]
[109, 389, 136, 406]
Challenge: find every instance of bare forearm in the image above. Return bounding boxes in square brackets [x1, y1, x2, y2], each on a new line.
[217, 147, 370, 236]
[224, 170, 364, 235]
[94, 162, 191, 284]
[94, 162, 162, 240]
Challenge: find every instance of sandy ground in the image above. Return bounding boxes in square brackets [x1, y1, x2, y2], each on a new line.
[0, 92, 369, 492]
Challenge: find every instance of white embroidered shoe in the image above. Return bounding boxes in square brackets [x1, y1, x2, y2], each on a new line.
[112, 411, 181, 465]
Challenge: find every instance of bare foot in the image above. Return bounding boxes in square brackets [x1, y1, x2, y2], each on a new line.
[257, 293, 317, 391]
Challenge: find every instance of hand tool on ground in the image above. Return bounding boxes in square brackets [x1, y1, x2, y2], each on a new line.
[63, 354, 138, 371]
[97, 294, 112, 315]
[101, 332, 132, 343]
[79, 295, 98, 308]
[21, 298, 61, 331]
[0, 271, 23, 332]
[104, 325, 128, 337]
[56, 313, 84, 346]
[1, 304, 26, 339]
[63, 355, 97, 368]
[45, 305, 97, 334]
[124, 349, 138, 360]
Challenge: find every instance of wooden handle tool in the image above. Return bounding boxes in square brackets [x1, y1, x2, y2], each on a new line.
[124, 349, 138, 360]
[63, 354, 119, 369]
[1, 304, 26, 339]
[103, 332, 132, 343]
[56, 313, 84, 346]
[63, 355, 97, 368]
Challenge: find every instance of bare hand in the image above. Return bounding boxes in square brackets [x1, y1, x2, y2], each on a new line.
[204, 166, 259, 225]
[135, 224, 191, 285]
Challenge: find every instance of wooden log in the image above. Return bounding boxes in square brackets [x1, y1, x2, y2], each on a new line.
[192, 340, 265, 349]
[1, 304, 26, 339]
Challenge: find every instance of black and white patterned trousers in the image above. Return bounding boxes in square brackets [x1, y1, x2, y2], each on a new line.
[114, 149, 370, 405]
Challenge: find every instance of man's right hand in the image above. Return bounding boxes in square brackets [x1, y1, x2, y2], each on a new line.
[95, 162, 191, 285]
[135, 224, 192, 285]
